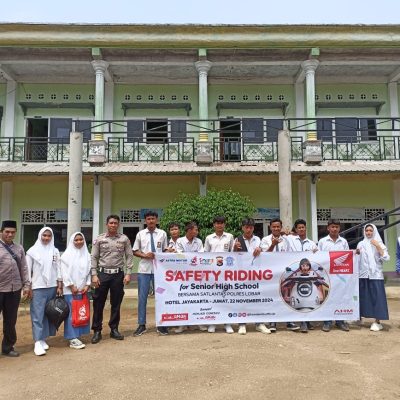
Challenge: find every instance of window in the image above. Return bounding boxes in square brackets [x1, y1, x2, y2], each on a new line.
[317, 118, 377, 142]
[49, 118, 73, 143]
[145, 120, 168, 143]
[266, 119, 283, 142]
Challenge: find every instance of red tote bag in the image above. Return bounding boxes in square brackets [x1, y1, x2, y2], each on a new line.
[71, 293, 90, 328]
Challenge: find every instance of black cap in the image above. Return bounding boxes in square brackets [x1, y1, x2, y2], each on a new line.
[1, 220, 17, 230]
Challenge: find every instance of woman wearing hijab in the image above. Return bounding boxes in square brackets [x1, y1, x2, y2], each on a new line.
[27, 227, 62, 356]
[60, 232, 91, 349]
[356, 224, 390, 332]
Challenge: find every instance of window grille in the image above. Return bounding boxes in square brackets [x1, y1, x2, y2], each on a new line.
[120, 209, 141, 223]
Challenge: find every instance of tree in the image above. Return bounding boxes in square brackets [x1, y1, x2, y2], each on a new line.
[160, 189, 256, 240]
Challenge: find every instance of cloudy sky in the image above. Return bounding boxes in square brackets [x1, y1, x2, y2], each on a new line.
[1, 0, 399, 24]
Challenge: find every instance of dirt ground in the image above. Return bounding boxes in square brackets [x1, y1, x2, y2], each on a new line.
[1, 297, 400, 400]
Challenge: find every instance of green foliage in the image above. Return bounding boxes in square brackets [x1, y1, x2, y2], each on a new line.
[160, 189, 256, 240]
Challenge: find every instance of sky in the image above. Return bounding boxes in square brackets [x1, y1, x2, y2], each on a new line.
[1, 0, 400, 24]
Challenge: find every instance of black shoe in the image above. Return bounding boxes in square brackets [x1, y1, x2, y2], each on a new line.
[336, 322, 350, 332]
[133, 325, 147, 337]
[91, 331, 102, 344]
[300, 322, 308, 333]
[286, 322, 300, 331]
[110, 329, 124, 340]
[1, 349, 20, 357]
[322, 322, 331, 332]
[307, 322, 314, 330]
[269, 323, 277, 332]
[157, 327, 169, 336]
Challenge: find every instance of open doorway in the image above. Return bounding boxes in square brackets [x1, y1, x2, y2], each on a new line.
[219, 119, 241, 161]
[26, 118, 48, 161]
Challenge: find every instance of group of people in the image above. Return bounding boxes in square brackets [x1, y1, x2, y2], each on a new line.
[0, 210, 391, 358]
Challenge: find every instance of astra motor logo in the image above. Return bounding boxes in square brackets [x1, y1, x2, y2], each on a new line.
[329, 251, 353, 274]
[160, 254, 188, 264]
[228, 312, 247, 318]
[334, 309, 354, 316]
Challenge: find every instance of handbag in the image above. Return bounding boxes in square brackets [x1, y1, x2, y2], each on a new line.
[71, 293, 90, 328]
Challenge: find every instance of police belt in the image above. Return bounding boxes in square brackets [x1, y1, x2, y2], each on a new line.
[99, 267, 121, 274]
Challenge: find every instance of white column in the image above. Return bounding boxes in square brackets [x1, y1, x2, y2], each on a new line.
[67, 131, 83, 240]
[1, 181, 13, 220]
[298, 179, 307, 220]
[91, 60, 109, 140]
[4, 80, 16, 137]
[393, 179, 400, 237]
[92, 175, 101, 239]
[195, 60, 212, 141]
[301, 59, 319, 139]
[278, 130, 292, 230]
[310, 178, 318, 243]
[102, 179, 112, 220]
[199, 174, 207, 196]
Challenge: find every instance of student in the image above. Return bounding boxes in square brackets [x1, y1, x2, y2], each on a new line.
[175, 221, 205, 334]
[60, 232, 91, 349]
[27, 227, 62, 356]
[133, 211, 168, 336]
[233, 218, 271, 335]
[261, 218, 299, 332]
[356, 224, 389, 332]
[204, 216, 234, 334]
[318, 218, 350, 332]
[283, 219, 317, 333]
[166, 222, 180, 253]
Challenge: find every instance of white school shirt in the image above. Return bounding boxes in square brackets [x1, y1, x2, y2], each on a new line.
[204, 232, 234, 252]
[284, 235, 317, 252]
[133, 228, 168, 274]
[236, 235, 261, 253]
[26, 251, 61, 290]
[176, 236, 204, 253]
[168, 238, 179, 252]
[260, 234, 288, 252]
[317, 235, 349, 251]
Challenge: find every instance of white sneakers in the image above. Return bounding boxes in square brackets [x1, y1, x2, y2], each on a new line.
[256, 323, 272, 334]
[207, 325, 216, 333]
[198, 325, 208, 331]
[238, 324, 247, 335]
[370, 322, 383, 332]
[174, 326, 188, 334]
[69, 338, 86, 349]
[34, 341, 46, 356]
[40, 340, 49, 350]
[224, 324, 234, 334]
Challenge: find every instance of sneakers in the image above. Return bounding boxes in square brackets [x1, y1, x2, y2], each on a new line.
[157, 327, 169, 336]
[69, 338, 85, 349]
[286, 322, 300, 331]
[269, 322, 277, 332]
[336, 322, 350, 332]
[198, 325, 208, 331]
[225, 324, 234, 334]
[370, 322, 383, 332]
[208, 325, 216, 333]
[133, 325, 147, 337]
[256, 323, 271, 334]
[307, 322, 314, 330]
[300, 322, 308, 333]
[40, 340, 49, 350]
[174, 326, 188, 334]
[34, 341, 46, 356]
[322, 322, 331, 332]
[238, 324, 247, 335]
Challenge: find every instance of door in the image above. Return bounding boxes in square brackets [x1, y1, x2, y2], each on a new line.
[26, 118, 48, 161]
[219, 119, 241, 161]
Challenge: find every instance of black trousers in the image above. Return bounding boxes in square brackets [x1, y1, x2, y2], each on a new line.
[0, 290, 21, 353]
[91, 271, 124, 332]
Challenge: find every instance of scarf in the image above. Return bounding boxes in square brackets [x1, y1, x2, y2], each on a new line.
[27, 227, 57, 285]
[60, 232, 91, 290]
[359, 223, 386, 273]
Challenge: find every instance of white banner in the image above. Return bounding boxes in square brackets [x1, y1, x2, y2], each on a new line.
[154, 251, 359, 326]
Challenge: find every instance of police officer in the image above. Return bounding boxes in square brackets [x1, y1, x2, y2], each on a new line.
[91, 215, 133, 344]
[0, 220, 30, 357]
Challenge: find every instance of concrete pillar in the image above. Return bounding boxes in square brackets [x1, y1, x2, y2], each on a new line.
[195, 59, 212, 142]
[278, 130, 292, 231]
[67, 131, 83, 240]
[1, 181, 13, 220]
[102, 179, 112, 220]
[301, 59, 319, 139]
[4, 80, 16, 137]
[310, 176, 318, 243]
[199, 174, 207, 196]
[91, 60, 109, 140]
[92, 175, 101, 239]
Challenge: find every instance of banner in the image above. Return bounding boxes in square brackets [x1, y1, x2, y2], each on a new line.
[154, 251, 359, 326]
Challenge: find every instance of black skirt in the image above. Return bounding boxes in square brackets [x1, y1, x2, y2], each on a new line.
[359, 278, 389, 320]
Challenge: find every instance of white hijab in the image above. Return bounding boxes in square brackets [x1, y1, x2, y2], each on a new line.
[27, 227, 57, 285]
[359, 223, 386, 271]
[60, 232, 90, 290]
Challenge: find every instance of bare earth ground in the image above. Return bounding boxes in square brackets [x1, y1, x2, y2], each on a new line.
[1, 296, 400, 400]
